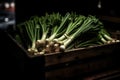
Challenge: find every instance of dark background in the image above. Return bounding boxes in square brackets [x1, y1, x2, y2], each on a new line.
[1, 0, 120, 79]
[15, 0, 120, 23]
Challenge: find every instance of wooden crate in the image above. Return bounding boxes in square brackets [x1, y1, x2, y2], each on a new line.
[5, 31, 120, 80]
[44, 42, 120, 80]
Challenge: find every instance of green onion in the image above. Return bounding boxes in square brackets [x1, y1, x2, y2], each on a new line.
[16, 12, 118, 55]
[47, 12, 71, 41]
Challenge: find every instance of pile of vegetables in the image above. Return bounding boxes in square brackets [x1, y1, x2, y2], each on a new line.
[16, 12, 120, 55]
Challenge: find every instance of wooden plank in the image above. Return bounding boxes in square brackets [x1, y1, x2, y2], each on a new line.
[45, 42, 120, 67]
[45, 55, 119, 80]
[99, 16, 120, 23]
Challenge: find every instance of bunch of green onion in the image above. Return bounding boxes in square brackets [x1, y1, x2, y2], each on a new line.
[16, 12, 120, 55]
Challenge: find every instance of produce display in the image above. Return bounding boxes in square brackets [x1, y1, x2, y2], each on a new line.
[15, 12, 119, 55]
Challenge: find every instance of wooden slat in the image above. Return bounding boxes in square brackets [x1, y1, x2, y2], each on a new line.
[45, 42, 120, 67]
[99, 16, 120, 23]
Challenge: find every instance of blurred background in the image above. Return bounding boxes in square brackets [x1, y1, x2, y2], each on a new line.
[15, 0, 120, 23]
[0, 0, 120, 80]
[0, 0, 15, 29]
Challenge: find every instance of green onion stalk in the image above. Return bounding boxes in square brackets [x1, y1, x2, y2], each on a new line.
[59, 15, 103, 51]
[23, 17, 40, 55]
[98, 28, 119, 44]
[52, 15, 85, 52]
[54, 15, 86, 42]
[44, 13, 71, 53]
[47, 12, 71, 41]
[35, 16, 49, 52]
